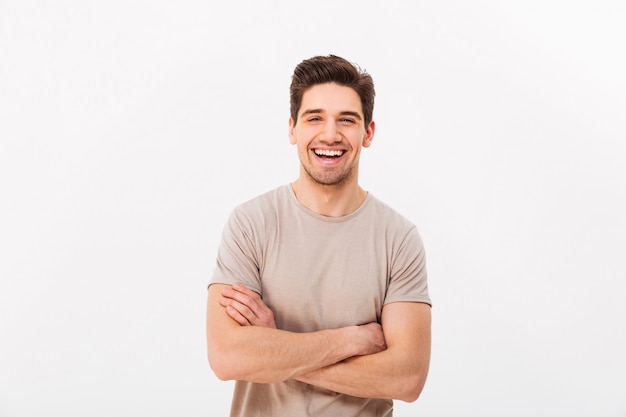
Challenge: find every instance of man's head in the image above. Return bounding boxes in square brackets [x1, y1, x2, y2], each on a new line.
[290, 55, 375, 128]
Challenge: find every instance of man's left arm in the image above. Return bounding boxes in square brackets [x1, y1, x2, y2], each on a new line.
[296, 301, 431, 402]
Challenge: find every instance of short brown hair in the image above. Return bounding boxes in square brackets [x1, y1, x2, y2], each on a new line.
[290, 55, 375, 127]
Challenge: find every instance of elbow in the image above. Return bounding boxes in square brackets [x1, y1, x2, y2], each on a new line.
[398, 388, 422, 403]
[207, 346, 238, 381]
[209, 361, 233, 382]
[208, 346, 285, 384]
[396, 371, 428, 403]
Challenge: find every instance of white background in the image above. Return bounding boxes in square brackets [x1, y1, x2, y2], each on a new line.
[1, 1, 625, 416]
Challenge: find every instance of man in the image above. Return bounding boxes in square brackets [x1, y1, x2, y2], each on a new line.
[206, 55, 431, 417]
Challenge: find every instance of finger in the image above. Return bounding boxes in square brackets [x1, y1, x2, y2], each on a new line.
[223, 298, 259, 324]
[222, 285, 277, 328]
[223, 287, 262, 316]
[232, 283, 266, 302]
[223, 294, 260, 321]
[231, 300, 258, 323]
[225, 305, 250, 326]
[223, 285, 257, 302]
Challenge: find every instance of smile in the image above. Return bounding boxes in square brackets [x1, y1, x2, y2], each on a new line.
[314, 149, 345, 157]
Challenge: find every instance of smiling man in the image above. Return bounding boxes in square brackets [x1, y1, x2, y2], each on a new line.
[206, 55, 432, 417]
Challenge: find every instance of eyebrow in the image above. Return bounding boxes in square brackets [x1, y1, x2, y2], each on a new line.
[300, 109, 363, 120]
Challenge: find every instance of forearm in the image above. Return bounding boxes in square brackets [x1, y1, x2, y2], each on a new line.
[207, 285, 380, 383]
[209, 324, 360, 383]
[295, 347, 429, 402]
[296, 302, 432, 402]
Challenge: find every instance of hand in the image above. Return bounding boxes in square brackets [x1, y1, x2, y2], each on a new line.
[220, 283, 277, 328]
[296, 322, 387, 385]
[353, 322, 387, 356]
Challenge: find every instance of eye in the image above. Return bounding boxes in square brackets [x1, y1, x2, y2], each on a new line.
[340, 118, 356, 124]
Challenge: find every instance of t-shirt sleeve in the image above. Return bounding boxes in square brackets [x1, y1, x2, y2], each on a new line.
[209, 209, 263, 294]
[384, 225, 431, 306]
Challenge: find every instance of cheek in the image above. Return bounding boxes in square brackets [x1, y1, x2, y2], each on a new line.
[292, 130, 317, 148]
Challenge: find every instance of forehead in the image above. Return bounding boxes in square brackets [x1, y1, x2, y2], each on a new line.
[299, 83, 363, 116]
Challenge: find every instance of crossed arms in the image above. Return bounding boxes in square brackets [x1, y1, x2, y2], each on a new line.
[205, 283, 431, 402]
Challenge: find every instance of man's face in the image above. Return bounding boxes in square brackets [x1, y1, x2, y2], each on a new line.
[289, 82, 375, 187]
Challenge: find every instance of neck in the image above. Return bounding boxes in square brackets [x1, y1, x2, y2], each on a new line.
[291, 177, 367, 217]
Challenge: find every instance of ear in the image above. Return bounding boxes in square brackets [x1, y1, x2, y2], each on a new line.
[362, 120, 375, 148]
[288, 117, 297, 145]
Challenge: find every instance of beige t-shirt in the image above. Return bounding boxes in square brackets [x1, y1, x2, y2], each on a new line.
[210, 185, 430, 417]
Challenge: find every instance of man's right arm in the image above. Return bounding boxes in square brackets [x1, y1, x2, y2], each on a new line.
[206, 283, 386, 383]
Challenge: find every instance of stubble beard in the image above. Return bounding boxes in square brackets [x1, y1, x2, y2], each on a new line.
[302, 162, 355, 188]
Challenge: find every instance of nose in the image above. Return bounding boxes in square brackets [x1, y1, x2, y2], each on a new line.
[319, 120, 341, 143]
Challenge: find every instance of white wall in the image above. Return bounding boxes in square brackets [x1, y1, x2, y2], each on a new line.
[1, 1, 624, 416]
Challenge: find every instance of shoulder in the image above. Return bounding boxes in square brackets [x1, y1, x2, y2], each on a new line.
[362, 194, 426, 255]
[227, 185, 292, 229]
[233, 185, 289, 215]
[365, 194, 419, 233]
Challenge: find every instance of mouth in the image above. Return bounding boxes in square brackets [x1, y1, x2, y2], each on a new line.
[313, 149, 345, 158]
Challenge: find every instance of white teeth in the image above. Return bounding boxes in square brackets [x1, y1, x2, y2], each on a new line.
[314, 149, 344, 157]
